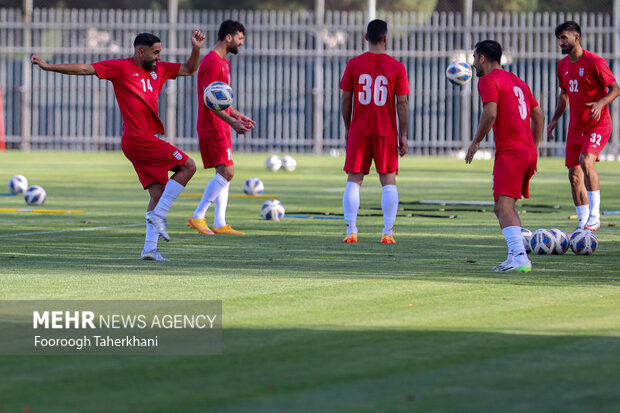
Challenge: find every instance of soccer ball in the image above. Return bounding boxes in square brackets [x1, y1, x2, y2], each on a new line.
[529, 229, 556, 255]
[570, 229, 598, 255]
[521, 228, 532, 254]
[243, 178, 264, 195]
[8, 175, 28, 194]
[550, 228, 570, 255]
[280, 155, 297, 172]
[203, 81, 234, 111]
[446, 61, 473, 86]
[261, 199, 285, 221]
[24, 185, 46, 206]
[265, 155, 282, 172]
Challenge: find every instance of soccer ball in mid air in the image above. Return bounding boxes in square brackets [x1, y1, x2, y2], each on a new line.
[24, 185, 46, 206]
[529, 229, 556, 255]
[280, 155, 297, 172]
[8, 175, 28, 194]
[569, 229, 598, 255]
[261, 199, 285, 221]
[550, 228, 570, 255]
[203, 81, 234, 111]
[446, 61, 473, 86]
[265, 155, 282, 172]
[521, 228, 532, 254]
[243, 178, 264, 195]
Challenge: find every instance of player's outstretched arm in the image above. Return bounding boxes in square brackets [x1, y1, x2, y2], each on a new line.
[530, 105, 545, 148]
[547, 89, 568, 140]
[178, 29, 206, 76]
[212, 108, 253, 134]
[31, 55, 95, 75]
[466, 101, 497, 164]
[396, 94, 409, 156]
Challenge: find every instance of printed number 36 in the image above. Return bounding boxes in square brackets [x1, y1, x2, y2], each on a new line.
[358, 74, 388, 106]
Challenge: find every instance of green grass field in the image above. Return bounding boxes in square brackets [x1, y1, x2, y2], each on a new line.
[1, 151, 619, 412]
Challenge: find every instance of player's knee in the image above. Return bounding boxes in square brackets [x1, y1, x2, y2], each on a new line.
[184, 158, 197, 176]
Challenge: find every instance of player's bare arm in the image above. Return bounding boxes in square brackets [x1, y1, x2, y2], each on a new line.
[31, 55, 95, 75]
[396, 94, 409, 157]
[229, 107, 256, 128]
[585, 81, 620, 121]
[178, 29, 206, 76]
[212, 108, 252, 134]
[466, 101, 497, 164]
[341, 90, 353, 136]
[530, 105, 545, 148]
[547, 89, 568, 139]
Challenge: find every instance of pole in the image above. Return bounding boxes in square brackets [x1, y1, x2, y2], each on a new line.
[0, 83, 5, 151]
[368, 0, 376, 21]
[21, 0, 33, 151]
[613, 0, 620, 158]
[166, 0, 178, 145]
[313, 0, 325, 154]
[461, 0, 473, 151]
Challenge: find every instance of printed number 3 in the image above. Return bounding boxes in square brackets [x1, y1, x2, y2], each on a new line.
[513, 86, 527, 120]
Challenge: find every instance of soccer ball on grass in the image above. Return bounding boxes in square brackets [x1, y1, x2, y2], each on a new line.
[8, 175, 28, 194]
[243, 178, 264, 196]
[529, 229, 556, 255]
[569, 229, 598, 255]
[261, 199, 285, 221]
[24, 185, 47, 206]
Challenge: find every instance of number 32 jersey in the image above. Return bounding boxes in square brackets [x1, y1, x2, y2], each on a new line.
[340, 52, 409, 139]
[478, 68, 538, 154]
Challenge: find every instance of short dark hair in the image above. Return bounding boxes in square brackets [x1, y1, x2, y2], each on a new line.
[218, 20, 246, 41]
[133, 33, 161, 48]
[366, 19, 388, 44]
[474, 40, 502, 64]
[555, 21, 581, 38]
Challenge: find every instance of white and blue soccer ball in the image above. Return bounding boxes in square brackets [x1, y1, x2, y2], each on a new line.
[24, 185, 46, 206]
[550, 228, 570, 255]
[280, 155, 297, 172]
[529, 229, 556, 255]
[203, 81, 234, 111]
[243, 177, 264, 196]
[521, 227, 533, 254]
[570, 229, 598, 255]
[261, 199, 285, 221]
[446, 61, 473, 86]
[8, 175, 28, 194]
[265, 155, 282, 172]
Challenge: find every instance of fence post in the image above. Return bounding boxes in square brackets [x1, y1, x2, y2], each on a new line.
[21, 0, 33, 151]
[614, 0, 620, 158]
[461, 0, 473, 151]
[312, 0, 324, 154]
[166, 0, 178, 146]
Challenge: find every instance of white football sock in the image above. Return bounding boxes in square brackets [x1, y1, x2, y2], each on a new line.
[575, 204, 589, 228]
[193, 173, 229, 219]
[213, 181, 230, 228]
[153, 179, 184, 217]
[587, 190, 601, 220]
[343, 181, 360, 235]
[502, 225, 526, 256]
[381, 185, 398, 236]
[144, 214, 159, 252]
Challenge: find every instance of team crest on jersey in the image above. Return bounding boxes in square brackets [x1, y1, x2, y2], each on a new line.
[579, 68, 584, 77]
[150, 72, 157, 80]
[173, 150, 182, 161]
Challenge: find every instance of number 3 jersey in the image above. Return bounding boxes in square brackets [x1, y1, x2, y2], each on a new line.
[556, 49, 616, 133]
[92, 58, 181, 138]
[477, 68, 538, 154]
[340, 52, 409, 139]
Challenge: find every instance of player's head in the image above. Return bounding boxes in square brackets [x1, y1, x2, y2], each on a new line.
[473, 40, 502, 77]
[555, 21, 581, 55]
[133, 33, 162, 71]
[218, 20, 246, 55]
[366, 19, 388, 45]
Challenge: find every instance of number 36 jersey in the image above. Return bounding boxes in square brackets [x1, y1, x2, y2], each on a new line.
[557, 49, 616, 133]
[478, 68, 538, 154]
[340, 52, 409, 139]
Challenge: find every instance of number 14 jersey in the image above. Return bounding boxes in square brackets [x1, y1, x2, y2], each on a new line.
[340, 52, 409, 139]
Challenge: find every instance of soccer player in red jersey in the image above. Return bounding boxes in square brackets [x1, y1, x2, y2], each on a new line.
[339, 19, 409, 244]
[31, 30, 206, 261]
[466, 40, 545, 272]
[547, 21, 620, 232]
[188, 20, 255, 236]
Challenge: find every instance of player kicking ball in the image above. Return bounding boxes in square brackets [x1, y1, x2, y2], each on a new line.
[466, 40, 545, 272]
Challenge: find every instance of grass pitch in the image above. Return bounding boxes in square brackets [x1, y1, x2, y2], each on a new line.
[1, 151, 619, 412]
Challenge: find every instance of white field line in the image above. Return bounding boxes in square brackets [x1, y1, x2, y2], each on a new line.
[0, 223, 143, 239]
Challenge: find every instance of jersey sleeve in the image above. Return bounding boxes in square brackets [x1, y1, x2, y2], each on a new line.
[557, 62, 566, 90]
[92, 59, 122, 80]
[526, 84, 539, 109]
[395, 63, 410, 96]
[339, 62, 354, 92]
[594, 57, 616, 87]
[477, 76, 498, 105]
[159, 61, 181, 82]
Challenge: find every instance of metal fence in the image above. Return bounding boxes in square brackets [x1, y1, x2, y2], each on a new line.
[1, 7, 620, 156]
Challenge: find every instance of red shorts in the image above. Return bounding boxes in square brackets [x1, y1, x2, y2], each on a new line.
[343, 135, 398, 174]
[492, 151, 537, 202]
[198, 130, 233, 169]
[565, 125, 611, 167]
[121, 135, 189, 189]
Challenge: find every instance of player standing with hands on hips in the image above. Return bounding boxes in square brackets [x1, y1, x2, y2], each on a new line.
[547, 21, 620, 231]
[466, 40, 545, 272]
[339, 19, 409, 244]
[31, 30, 206, 261]
[187, 20, 255, 236]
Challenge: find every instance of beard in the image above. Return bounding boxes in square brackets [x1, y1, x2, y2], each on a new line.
[228, 45, 240, 55]
[143, 60, 157, 70]
[560, 44, 573, 55]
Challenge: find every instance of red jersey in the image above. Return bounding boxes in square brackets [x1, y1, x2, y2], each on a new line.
[197, 50, 232, 137]
[478, 69, 538, 154]
[340, 52, 409, 138]
[92, 58, 180, 137]
[557, 49, 616, 132]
